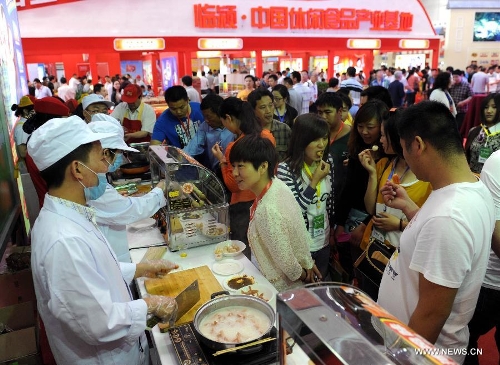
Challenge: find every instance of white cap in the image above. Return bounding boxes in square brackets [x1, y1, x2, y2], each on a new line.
[88, 114, 139, 153]
[82, 94, 114, 110]
[27, 115, 115, 171]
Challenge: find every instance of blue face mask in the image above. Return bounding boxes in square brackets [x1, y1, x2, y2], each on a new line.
[85, 174, 108, 201]
[106, 152, 123, 173]
[77, 162, 108, 201]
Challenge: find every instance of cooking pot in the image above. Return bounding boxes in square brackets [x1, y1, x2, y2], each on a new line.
[120, 162, 150, 175]
[193, 292, 275, 352]
[127, 142, 150, 163]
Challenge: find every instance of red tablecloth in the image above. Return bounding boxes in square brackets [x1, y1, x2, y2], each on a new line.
[460, 94, 487, 137]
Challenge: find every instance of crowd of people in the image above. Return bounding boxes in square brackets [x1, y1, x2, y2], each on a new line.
[10, 61, 500, 364]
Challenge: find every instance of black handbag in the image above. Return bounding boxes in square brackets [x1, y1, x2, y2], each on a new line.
[354, 236, 396, 288]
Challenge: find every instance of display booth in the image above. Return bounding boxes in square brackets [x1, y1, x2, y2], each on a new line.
[17, 0, 440, 87]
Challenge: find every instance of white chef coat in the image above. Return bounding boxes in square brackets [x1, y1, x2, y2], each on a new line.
[90, 185, 166, 262]
[31, 194, 148, 365]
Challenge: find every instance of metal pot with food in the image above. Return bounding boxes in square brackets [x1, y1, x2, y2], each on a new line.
[193, 293, 275, 352]
[126, 142, 150, 163]
[120, 161, 150, 175]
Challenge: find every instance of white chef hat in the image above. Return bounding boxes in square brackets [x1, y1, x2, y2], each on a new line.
[27, 115, 115, 171]
[88, 114, 139, 153]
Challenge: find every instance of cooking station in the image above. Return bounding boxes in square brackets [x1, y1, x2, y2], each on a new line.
[130, 242, 455, 365]
[130, 244, 286, 365]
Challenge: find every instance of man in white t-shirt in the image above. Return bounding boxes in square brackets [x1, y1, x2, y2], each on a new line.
[181, 75, 201, 103]
[471, 67, 489, 94]
[465, 150, 500, 365]
[104, 75, 113, 101]
[291, 71, 312, 115]
[378, 101, 495, 364]
[34, 78, 52, 99]
[340, 67, 363, 116]
[487, 65, 499, 94]
[57, 77, 76, 102]
[68, 73, 80, 90]
[199, 71, 209, 94]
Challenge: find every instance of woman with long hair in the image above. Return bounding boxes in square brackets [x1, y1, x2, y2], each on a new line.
[430, 72, 457, 117]
[277, 114, 334, 279]
[334, 99, 387, 281]
[465, 93, 500, 175]
[272, 84, 298, 129]
[110, 79, 122, 105]
[211, 97, 276, 258]
[357, 109, 432, 299]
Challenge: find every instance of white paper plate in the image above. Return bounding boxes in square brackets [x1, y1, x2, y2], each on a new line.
[211, 259, 244, 276]
[129, 218, 156, 230]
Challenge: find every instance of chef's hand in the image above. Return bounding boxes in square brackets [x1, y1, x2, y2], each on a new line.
[135, 259, 179, 278]
[155, 180, 167, 195]
[144, 295, 178, 326]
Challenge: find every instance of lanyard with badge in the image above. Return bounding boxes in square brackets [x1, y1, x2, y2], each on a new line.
[275, 108, 285, 123]
[303, 163, 325, 238]
[177, 112, 192, 140]
[478, 123, 500, 163]
[371, 158, 408, 243]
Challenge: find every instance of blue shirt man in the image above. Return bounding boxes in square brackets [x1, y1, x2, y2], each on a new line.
[185, 94, 235, 171]
[151, 86, 205, 148]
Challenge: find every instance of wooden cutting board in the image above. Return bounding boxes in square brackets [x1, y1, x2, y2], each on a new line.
[144, 265, 223, 326]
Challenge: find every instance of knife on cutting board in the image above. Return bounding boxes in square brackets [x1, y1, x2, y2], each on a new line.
[147, 280, 201, 330]
[175, 279, 200, 320]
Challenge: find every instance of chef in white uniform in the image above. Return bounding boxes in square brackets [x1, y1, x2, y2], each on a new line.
[88, 113, 167, 262]
[28, 116, 178, 365]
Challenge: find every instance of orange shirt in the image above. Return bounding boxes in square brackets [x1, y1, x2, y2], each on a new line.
[222, 130, 276, 204]
[236, 89, 253, 101]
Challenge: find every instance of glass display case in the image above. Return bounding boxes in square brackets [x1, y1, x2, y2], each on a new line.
[149, 145, 229, 251]
[277, 283, 457, 365]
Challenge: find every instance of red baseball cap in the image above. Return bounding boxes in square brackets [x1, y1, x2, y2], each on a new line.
[121, 84, 142, 103]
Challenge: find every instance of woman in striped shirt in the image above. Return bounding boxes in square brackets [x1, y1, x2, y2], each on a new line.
[277, 114, 334, 280]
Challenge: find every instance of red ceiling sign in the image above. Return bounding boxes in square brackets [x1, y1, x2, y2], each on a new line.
[193, 4, 413, 31]
[16, 0, 79, 11]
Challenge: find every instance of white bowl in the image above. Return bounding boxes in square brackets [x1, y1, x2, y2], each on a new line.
[215, 240, 245, 257]
[238, 284, 274, 303]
